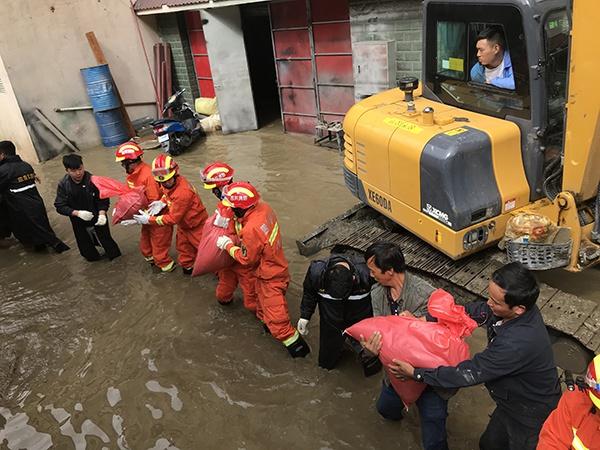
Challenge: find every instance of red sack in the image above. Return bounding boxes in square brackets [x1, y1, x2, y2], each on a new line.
[91, 175, 149, 225]
[192, 213, 238, 276]
[345, 289, 477, 407]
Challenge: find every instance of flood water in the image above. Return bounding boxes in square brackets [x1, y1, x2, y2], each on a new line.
[0, 122, 598, 449]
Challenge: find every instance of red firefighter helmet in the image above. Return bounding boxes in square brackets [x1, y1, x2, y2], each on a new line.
[221, 181, 260, 209]
[151, 154, 178, 182]
[200, 162, 235, 189]
[115, 141, 144, 162]
[584, 354, 600, 409]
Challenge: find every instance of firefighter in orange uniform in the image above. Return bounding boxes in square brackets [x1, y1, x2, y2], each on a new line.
[216, 181, 310, 358]
[200, 162, 250, 306]
[116, 142, 175, 272]
[133, 154, 207, 275]
[537, 354, 600, 450]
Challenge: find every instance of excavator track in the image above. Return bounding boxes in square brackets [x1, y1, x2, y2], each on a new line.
[297, 204, 600, 372]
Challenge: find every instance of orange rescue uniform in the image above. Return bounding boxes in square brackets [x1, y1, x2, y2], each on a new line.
[537, 389, 600, 450]
[149, 175, 208, 269]
[213, 203, 256, 307]
[126, 162, 174, 270]
[224, 201, 298, 345]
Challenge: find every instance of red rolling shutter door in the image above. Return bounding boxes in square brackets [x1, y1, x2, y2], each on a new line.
[270, 0, 353, 134]
[185, 11, 215, 98]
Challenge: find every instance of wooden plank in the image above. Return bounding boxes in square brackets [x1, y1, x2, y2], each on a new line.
[85, 32, 107, 65]
[540, 292, 597, 336]
[33, 108, 79, 153]
[85, 31, 136, 139]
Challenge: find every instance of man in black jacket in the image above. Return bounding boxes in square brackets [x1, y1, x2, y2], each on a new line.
[298, 253, 380, 375]
[0, 140, 69, 252]
[390, 262, 561, 450]
[54, 154, 121, 262]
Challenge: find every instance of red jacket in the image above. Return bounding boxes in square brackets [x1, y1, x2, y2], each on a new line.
[225, 201, 289, 281]
[150, 176, 207, 230]
[537, 389, 600, 450]
[126, 162, 162, 202]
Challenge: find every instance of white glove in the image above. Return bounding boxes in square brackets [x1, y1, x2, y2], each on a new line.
[120, 219, 138, 226]
[297, 318, 309, 336]
[213, 210, 230, 228]
[147, 200, 166, 216]
[94, 214, 107, 226]
[75, 210, 94, 221]
[216, 235, 233, 250]
[133, 210, 151, 225]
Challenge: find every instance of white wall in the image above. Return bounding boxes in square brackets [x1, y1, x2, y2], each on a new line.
[0, 0, 162, 160]
[201, 7, 258, 134]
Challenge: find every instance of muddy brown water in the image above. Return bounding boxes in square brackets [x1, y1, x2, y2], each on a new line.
[0, 122, 598, 449]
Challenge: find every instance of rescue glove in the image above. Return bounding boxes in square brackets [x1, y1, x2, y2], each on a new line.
[297, 318, 309, 336]
[120, 219, 138, 226]
[75, 210, 94, 221]
[94, 214, 107, 226]
[216, 235, 233, 250]
[213, 210, 230, 228]
[147, 200, 166, 216]
[133, 210, 151, 225]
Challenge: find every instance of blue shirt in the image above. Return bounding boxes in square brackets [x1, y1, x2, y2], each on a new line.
[470, 51, 515, 90]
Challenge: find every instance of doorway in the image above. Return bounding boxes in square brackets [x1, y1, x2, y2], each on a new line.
[241, 4, 281, 128]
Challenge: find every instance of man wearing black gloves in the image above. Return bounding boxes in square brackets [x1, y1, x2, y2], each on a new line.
[0, 140, 69, 253]
[54, 154, 121, 262]
[390, 262, 561, 450]
[298, 253, 380, 375]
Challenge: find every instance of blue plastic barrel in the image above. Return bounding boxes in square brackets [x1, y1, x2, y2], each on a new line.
[94, 109, 129, 147]
[80, 64, 120, 112]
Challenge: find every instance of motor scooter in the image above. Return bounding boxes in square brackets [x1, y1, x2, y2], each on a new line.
[152, 89, 205, 156]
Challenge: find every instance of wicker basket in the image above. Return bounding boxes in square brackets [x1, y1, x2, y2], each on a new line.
[505, 228, 572, 270]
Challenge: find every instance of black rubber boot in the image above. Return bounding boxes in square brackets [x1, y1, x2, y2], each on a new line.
[182, 267, 193, 275]
[286, 335, 310, 358]
[53, 241, 70, 253]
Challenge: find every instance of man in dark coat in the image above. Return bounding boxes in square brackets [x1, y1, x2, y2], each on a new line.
[54, 154, 121, 262]
[0, 140, 69, 252]
[390, 262, 561, 450]
[299, 253, 380, 375]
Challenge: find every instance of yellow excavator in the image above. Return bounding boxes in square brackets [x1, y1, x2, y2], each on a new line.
[298, 0, 600, 372]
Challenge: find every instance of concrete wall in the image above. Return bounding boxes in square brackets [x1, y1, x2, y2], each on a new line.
[201, 7, 257, 134]
[0, 55, 37, 163]
[349, 0, 423, 82]
[0, 0, 162, 161]
[157, 13, 199, 106]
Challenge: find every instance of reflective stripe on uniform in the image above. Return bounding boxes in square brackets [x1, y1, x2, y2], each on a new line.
[160, 261, 176, 272]
[268, 222, 279, 246]
[572, 428, 589, 450]
[282, 330, 300, 347]
[319, 292, 370, 301]
[234, 221, 242, 235]
[156, 216, 164, 226]
[9, 184, 36, 193]
[144, 256, 154, 262]
[228, 245, 241, 259]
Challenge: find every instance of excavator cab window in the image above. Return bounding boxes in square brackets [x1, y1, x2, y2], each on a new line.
[426, 4, 530, 120]
[544, 9, 569, 145]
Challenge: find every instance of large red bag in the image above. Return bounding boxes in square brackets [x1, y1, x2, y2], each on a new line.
[91, 175, 149, 225]
[192, 213, 238, 276]
[345, 289, 477, 407]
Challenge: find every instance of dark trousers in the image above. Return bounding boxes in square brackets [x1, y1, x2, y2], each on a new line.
[72, 221, 121, 262]
[479, 407, 541, 450]
[318, 318, 346, 369]
[376, 381, 449, 450]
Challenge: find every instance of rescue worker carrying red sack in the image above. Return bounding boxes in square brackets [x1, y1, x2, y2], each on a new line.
[116, 142, 175, 272]
[200, 162, 250, 306]
[215, 181, 310, 358]
[537, 354, 600, 450]
[132, 154, 208, 275]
